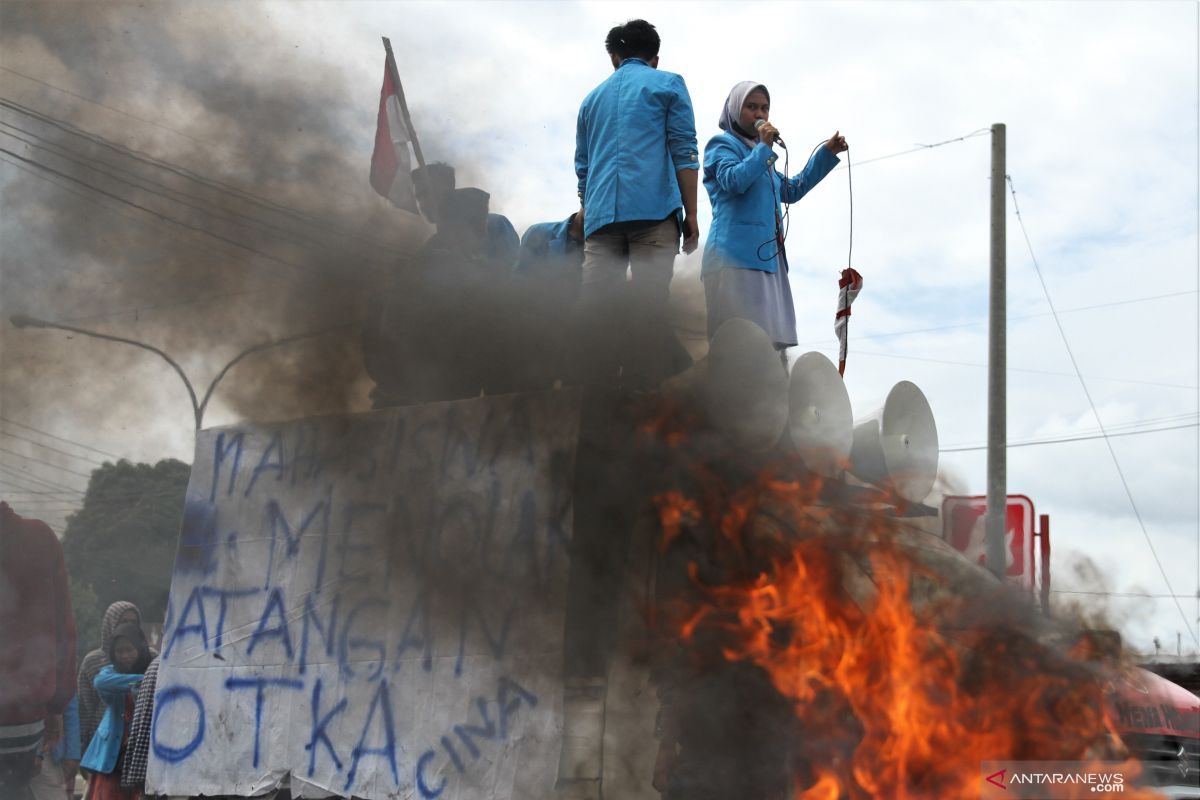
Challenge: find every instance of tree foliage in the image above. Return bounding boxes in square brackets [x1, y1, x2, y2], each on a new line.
[62, 458, 190, 652]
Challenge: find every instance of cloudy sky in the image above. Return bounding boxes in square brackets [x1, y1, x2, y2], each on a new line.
[0, 0, 1196, 653]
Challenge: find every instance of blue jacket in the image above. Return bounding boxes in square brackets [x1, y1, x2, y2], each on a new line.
[49, 695, 80, 764]
[486, 213, 520, 269]
[515, 215, 583, 275]
[575, 59, 699, 239]
[701, 132, 839, 275]
[80, 666, 141, 775]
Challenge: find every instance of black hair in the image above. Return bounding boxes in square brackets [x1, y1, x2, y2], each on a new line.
[605, 19, 660, 61]
[411, 162, 456, 190]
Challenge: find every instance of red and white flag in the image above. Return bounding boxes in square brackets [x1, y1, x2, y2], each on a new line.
[370, 49, 419, 213]
[835, 267, 863, 376]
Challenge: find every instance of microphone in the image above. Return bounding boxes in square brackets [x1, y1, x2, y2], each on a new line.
[755, 119, 786, 149]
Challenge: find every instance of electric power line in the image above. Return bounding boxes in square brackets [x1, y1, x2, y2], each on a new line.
[0, 463, 84, 493]
[0, 417, 124, 459]
[824, 348, 1197, 391]
[0, 121, 391, 267]
[0, 430, 108, 466]
[0, 145, 313, 278]
[1050, 589, 1199, 600]
[797, 289, 1198, 347]
[1008, 174, 1197, 647]
[0, 447, 96, 479]
[0, 150, 300, 292]
[0, 476, 81, 496]
[14, 483, 189, 509]
[829, 128, 991, 170]
[940, 421, 1198, 453]
[0, 66, 214, 147]
[0, 95, 406, 255]
[940, 411, 1198, 449]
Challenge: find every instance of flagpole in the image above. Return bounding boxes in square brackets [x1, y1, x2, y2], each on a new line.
[382, 36, 425, 169]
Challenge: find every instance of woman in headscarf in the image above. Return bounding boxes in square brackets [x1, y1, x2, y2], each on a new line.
[78, 602, 141, 756]
[80, 623, 152, 800]
[701, 81, 847, 351]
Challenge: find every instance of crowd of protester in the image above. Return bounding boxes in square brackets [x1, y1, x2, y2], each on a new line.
[363, 17, 845, 405]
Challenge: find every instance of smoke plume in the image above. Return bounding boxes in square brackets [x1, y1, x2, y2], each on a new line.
[0, 1, 428, 433]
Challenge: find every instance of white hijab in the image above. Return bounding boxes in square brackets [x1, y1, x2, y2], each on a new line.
[718, 81, 768, 147]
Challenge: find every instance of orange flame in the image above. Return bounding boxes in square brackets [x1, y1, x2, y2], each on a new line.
[646, 413, 1163, 800]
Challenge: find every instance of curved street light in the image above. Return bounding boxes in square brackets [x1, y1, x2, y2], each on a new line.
[10, 314, 353, 430]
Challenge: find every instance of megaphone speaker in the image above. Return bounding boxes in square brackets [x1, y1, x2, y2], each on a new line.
[849, 380, 939, 502]
[703, 318, 788, 453]
[787, 351, 853, 477]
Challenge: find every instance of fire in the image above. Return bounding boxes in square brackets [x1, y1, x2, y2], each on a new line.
[646, 412, 1163, 799]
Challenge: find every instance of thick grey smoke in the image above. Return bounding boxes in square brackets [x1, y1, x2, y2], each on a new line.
[0, 1, 428, 429]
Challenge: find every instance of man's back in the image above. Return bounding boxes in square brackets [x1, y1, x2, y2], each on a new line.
[0, 503, 75, 724]
[575, 59, 698, 238]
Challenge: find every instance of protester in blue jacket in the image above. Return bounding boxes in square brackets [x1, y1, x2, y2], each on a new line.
[80, 624, 150, 800]
[515, 213, 583, 298]
[702, 81, 847, 349]
[574, 18, 699, 387]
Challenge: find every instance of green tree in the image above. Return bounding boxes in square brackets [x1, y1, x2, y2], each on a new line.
[62, 458, 190, 652]
[68, 576, 101, 657]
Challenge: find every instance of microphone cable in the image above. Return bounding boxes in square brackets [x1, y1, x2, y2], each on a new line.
[845, 143, 853, 269]
[756, 137, 852, 269]
[756, 141, 790, 264]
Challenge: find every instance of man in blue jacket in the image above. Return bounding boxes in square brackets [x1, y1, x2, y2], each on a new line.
[515, 212, 583, 300]
[574, 19, 699, 387]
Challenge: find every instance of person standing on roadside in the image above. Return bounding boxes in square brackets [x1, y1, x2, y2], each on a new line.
[77, 603, 142, 759]
[79, 622, 151, 800]
[0, 501, 77, 800]
[574, 18, 700, 388]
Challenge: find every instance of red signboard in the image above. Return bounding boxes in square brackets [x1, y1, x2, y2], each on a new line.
[942, 495, 1036, 589]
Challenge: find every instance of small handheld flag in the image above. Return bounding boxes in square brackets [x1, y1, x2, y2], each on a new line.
[835, 267, 863, 376]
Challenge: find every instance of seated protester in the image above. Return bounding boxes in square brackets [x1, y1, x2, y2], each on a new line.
[418, 186, 495, 274]
[514, 211, 584, 303]
[412, 163, 520, 269]
[80, 624, 151, 800]
[508, 212, 585, 388]
[486, 213, 520, 271]
[375, 188, 506, 404]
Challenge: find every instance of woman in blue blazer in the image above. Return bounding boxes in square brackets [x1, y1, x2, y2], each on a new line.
[80, 623, 151, 800]
[702, 81, 847, 349]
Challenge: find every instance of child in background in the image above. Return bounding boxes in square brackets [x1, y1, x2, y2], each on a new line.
[80, 624, 151, 800]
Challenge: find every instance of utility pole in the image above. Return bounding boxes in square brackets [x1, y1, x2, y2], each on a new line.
[986, 123, 1007, 579]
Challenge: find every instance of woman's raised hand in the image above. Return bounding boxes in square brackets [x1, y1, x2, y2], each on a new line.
[826, 131, 848, 154]
[756, 121, 781, 147]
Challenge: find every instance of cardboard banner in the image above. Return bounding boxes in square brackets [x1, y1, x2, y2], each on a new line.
[147, 391, 580, 798]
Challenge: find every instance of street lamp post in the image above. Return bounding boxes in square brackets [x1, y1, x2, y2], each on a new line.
[10, 314, 351, 430]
